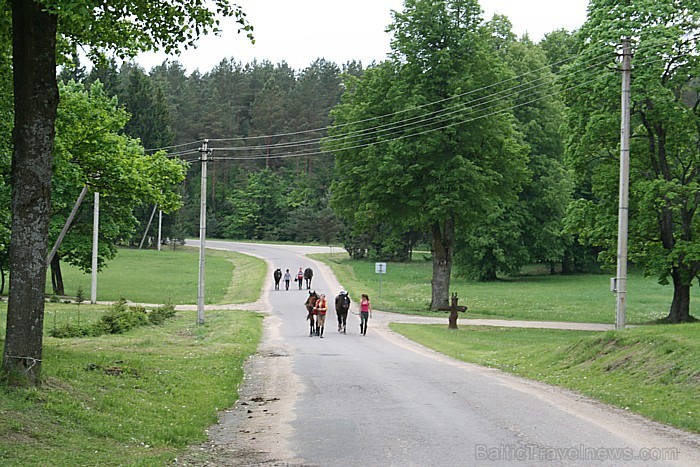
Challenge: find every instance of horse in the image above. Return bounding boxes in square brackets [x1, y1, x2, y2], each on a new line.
[304, 267, 313, 289]
[273, 268, 282, 290]
[335, 291, 351, 334]
[304, 291, 319, 337]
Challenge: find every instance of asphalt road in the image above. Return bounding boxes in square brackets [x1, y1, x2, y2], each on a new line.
[197, 240, 700, 466]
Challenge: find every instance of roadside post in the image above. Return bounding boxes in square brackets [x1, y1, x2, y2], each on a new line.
[375, 262, 386, 309]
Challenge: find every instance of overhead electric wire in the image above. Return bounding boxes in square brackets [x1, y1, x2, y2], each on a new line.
[211, 53, 670, 163]
[212, 68, 609, 161]
[202, 50, 599, 147]
[158, 44, 639, 162]
[207, 52, 614, 156]
[208, 54, 612, 156]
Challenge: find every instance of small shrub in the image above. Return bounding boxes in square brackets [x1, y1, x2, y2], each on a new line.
[148, 303, 176, 325]
[76, 286, 85, 305]
[49, 323, 90, 338]
[94, 299, 148, 335]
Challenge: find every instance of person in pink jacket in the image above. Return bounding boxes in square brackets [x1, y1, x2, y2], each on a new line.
[359, 293, 372, 336]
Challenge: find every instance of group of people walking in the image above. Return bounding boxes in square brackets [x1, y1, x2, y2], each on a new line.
[273, 266, 373, 337]
[304, 290, 372, 338]
[274, 267, 313, 291]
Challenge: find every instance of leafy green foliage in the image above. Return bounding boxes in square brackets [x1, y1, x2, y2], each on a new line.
[52, 80, 187, 273]
[563, 0, 700, 321]
[329, 0, 529, 305]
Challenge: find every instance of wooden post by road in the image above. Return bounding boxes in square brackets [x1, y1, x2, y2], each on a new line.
[448, 293, 459, 329]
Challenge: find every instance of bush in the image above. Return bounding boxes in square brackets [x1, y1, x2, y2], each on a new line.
[93, 299, 148, 335]
[49, 323, 90, 338]
[49, 299, 177, 338]
[148, 303, 176, 325]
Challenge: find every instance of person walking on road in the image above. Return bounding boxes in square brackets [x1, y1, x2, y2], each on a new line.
[296, 267, 304, 290]
[314, 294, 328, 338]
[283, 269, 292, 290]
[359, 293, 372, 336]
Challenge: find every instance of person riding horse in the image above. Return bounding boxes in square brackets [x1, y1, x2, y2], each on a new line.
[304, 267, 313, 289]
[335, 291, 351, 334]
[304, 291, 319, 337]
[273, 268, 282, 290]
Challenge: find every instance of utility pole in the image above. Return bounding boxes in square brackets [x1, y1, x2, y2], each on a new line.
[197, 140, 209, 324]
[47, 185, 88, 265]
[91, 192, 99, 304]
[157, 209, 162, 252]
[139, 204, 158, 249]
[615, 38, 632, 330]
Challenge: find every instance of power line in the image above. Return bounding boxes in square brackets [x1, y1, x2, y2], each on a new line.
[163, 46, 660, 162]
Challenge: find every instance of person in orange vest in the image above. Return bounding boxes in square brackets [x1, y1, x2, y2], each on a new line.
[314, 293, 328, 338]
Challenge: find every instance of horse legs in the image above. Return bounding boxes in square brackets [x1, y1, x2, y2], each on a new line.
[309, 315, 315, 337]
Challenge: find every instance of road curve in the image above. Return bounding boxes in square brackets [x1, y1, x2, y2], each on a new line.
[188, 240, 700, 467]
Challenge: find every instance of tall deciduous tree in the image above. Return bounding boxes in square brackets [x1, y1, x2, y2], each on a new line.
[456, 18, 572, 280]
[51, 81, 185, 287]
[3, 0, 252, 385]
[329, 0, 528, 308]
[564, 0, 700, 323]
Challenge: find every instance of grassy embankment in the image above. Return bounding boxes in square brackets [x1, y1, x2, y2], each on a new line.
[1, 247, 267, 465]
[315, 253, 700, 433]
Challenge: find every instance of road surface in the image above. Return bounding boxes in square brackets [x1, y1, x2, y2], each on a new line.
[183, 241, 700, 466]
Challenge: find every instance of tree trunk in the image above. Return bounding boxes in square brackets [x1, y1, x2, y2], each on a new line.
[50, 255, 65, 296]
[666, 269, 693, 323]
[430, 217, 454, 310]
[2, 1, 58, 386]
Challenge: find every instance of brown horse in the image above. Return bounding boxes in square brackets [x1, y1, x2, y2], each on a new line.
[335, 291, 351, 334]
[304, 267, 313, 289]
[304, 291, 319, 337]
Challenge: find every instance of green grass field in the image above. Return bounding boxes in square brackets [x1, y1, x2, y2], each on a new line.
[46, 247, 266, 305]
[390, 323, 700, 433]
[313, 253, 679, 324]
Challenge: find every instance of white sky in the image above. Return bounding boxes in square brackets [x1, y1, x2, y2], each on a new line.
[136, 0, 590, 73]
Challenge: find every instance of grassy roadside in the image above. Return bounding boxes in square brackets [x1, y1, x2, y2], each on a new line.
[47, 247, 267, 305]
[316, 252, 699, 433]
[2, 247, 268, 465]
[390, 323, 700, 433]
[1, 309, 263, 465]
